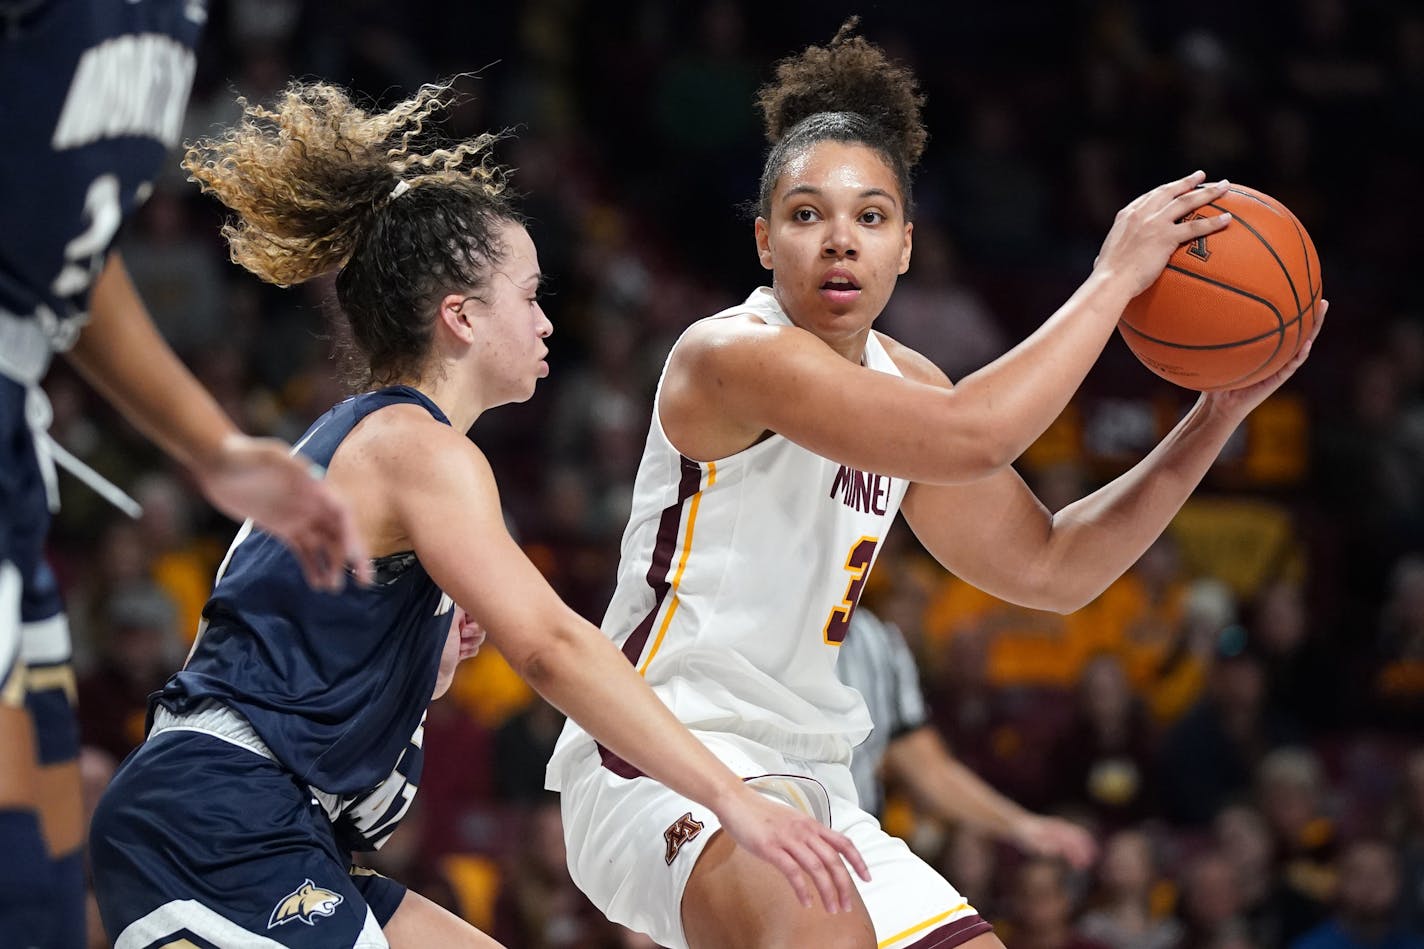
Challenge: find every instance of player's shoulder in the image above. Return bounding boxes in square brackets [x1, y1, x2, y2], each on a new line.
[873, 330, 952, 389]
[672, 311, 825, 375]
[344, 402, 486, 478]
[680, 310, 779, 345]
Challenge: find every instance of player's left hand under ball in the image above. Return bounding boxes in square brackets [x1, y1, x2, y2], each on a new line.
[1203, 297, 1327, 417]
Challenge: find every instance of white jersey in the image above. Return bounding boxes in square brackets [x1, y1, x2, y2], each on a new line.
[548, 287, 909, 787]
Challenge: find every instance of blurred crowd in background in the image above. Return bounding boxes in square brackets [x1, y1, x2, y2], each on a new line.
[46, 1, 1424, 946]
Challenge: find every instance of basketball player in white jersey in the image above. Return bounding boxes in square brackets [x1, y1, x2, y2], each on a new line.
[546, 20, 1325, 949]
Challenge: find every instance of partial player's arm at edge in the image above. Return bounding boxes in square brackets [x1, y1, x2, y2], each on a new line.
[64, 252, 241, 471]
[881, 726, 1096, 868]
[889, 302, 1323, 613]
[62, 251, 368, 588]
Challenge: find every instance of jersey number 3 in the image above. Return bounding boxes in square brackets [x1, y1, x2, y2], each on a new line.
[823, 536, 879, 645]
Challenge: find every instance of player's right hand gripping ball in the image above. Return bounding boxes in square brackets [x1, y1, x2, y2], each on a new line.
[1120, 184, 1320, 391]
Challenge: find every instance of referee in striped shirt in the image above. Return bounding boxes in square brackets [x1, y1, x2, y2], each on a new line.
[838, 608, 1098, 868]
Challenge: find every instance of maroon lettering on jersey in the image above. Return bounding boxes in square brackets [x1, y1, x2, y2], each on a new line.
[830, 464, 891, 515]
[663, 812, 705, 865]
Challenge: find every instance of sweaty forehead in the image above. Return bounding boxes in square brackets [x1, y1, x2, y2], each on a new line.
[776, 141, 900, 202]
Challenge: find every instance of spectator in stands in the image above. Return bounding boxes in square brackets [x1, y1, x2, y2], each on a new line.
[1390, 749, 1424, 935]
[939, 827, 1002, 921]
[1214, 802, 1288, 948]
[1257, 748, 1339, 943]
[925, 616, 1032, 800]
[1251, 577, 1336, 730]
[1176, 849, 1251, 949]
[1291, 839, 1424, 949]
[1370, 554, 1424, 731]
[75, 586, 182, 762]
[131, 472, 217, 644]
[1005, 857, 1110, 949]
[1049, 654, 1159, 833]
[1159, 626, 1301, 825]
[1315, 356, 1424, 616]
[1084, 535, 1191, 694]
[1077, 828, 1183, 949]
[492, 794, 623, 948]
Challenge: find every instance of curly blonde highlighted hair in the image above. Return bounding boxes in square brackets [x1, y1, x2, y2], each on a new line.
[183, 80, 507, 286]
[184, 79, 523, 387]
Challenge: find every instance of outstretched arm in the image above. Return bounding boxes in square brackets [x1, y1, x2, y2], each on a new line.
[663, 172, 1234, 483]
[883, 727, 1097, 868]
[63, 252, 370, 589]
[384, 421, 869, 913]
[898, 301, 1325, 613]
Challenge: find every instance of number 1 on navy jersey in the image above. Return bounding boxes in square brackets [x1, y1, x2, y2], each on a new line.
[823, 536, 878, 645]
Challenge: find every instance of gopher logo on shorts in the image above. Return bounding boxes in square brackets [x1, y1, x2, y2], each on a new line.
[664, 812, 705, 865]
[268, 879, 344, 928]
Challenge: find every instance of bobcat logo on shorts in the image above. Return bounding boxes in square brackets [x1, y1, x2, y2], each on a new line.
[664, 812, 705, 865]
[268, 879, 344, 929]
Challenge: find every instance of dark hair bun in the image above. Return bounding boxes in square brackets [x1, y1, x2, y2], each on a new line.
[756, 17, 927, 169]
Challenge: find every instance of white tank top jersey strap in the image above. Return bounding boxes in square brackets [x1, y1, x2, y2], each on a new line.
[548, 287, 909, 784]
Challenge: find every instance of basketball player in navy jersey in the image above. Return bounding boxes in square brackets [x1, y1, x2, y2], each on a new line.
[88, 79, 868, 948]
[1, 2, 368, 945]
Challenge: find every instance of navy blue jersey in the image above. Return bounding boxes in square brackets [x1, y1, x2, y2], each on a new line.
[0, 0, 203, 350]
[157, 386, 453, 795]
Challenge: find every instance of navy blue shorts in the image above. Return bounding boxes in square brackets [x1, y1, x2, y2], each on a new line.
[91, 729, 408, 948]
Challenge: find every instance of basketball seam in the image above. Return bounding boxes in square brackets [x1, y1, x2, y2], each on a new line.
[1285, 209, 1317, 356]
[1287, 211, 1316, 298]
[1209, 192, 1304, 318]
[1206, 190, 1315, 386]
[1120, 265, 1292, 350]
[1121, 283, 1318, 389]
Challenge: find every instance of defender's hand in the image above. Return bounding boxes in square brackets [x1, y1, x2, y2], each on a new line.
[456, 609, 487, 659]
[195, 434, 372, 591]
[713, 784, 870, 913]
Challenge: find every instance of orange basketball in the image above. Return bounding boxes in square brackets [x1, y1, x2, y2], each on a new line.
[1119, 184, 1321, 391]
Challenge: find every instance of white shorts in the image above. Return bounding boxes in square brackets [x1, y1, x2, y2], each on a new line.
[557, 731, 991, 949]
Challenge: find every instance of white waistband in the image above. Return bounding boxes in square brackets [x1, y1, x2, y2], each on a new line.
[20, 613, 70, 665]
[0, 310, 53, 386]
[149, 699, 277, 763]
[148, 700, 346, 821]
[1, 310, 141, 519]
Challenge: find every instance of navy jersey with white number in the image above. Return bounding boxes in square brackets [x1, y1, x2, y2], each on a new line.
[156, 386, 453, 797]
[0, 0, 203, 352]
